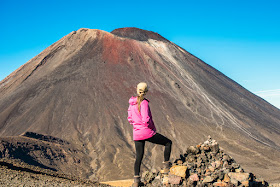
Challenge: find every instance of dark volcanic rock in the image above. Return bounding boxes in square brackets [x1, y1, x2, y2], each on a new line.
[0, 27, 280, 182]
[22, 131, 70, 145]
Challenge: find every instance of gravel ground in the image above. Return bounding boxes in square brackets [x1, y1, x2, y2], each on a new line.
[0, 160, 109, 187]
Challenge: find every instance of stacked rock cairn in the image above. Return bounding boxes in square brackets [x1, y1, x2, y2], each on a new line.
[141, 136, 268, 187]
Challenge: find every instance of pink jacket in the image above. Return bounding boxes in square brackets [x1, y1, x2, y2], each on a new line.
[127, 96, 156, 141]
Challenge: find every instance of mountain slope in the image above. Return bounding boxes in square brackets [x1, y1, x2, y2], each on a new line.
[0, 27, 279, 182]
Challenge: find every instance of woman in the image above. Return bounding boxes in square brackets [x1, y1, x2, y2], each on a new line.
[127, 82, 172, 187]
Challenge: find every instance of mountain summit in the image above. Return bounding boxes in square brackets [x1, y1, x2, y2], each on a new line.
[0, 28, 279, 182]
[111, 27, 169, 42]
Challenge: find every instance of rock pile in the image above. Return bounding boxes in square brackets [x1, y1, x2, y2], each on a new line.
[142, 136, 268, 186]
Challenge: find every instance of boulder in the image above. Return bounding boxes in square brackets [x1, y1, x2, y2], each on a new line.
[177, 160, 183, 165]
[186, 146, 199, 155]
[213, 182, 228, 186]
[223, 161, 229, 169]
[162, 175, 169, 185]
[202, 145, 210, 152]
[228, 172, 250, 183]
[209, 165, 215, 172]
[189, 173, 199, 182]
[142, 170, 157, 183]
[223, 173, 230, 183]
[222, 155, 230, 162]
[210, 144, 219, 153]
[241, 180, 250, 187]
[231, 163, 240, 169]
[215, 161, 221, 168]
[168, 174, 182, 185]
[169, 165, 188, 178]
[203, 176, 214, 183]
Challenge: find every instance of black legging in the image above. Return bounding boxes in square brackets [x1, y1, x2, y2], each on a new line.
[134, 133, 172, 176]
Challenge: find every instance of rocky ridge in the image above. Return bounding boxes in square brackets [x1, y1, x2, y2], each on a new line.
[0, 132, 109, 186]
[0, 132, 94, 179]
[142, 137, 270, 187]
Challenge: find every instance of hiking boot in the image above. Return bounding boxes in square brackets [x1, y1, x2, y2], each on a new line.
[132, 175, 140, 187]
[160, 161, 171, 185]
[161, 161, 171, 174]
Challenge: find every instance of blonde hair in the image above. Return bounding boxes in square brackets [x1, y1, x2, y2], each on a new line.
[136, 82, 148, 112]
[137, 91, 145, 112]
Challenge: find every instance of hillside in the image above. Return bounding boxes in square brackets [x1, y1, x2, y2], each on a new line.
[0, 27, 279, 182]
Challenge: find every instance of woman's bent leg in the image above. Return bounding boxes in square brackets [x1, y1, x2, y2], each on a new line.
[146, 133, 172, 162]
[134, 140, 145, 176]
[164, 140, 172, 162]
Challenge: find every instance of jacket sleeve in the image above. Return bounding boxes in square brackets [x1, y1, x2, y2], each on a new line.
[140, 100, 151, 127]
[127, 105, 133, 125]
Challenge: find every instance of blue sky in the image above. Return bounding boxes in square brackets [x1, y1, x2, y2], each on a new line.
[0, 0, 279, 109]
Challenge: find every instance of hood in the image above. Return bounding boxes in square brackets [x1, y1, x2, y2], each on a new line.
[129, 96, 138, 105]
[129, 96, 150, 105]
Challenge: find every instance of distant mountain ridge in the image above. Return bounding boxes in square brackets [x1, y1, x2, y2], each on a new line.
[0, 27, 279, 182]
